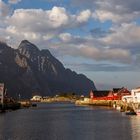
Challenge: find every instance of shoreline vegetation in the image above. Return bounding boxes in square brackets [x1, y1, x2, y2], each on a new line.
[40, 93, 80, 103]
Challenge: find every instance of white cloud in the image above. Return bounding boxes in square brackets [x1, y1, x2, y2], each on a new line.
[79, 46, 132, 63]
[72, 0, 140, 23]
[0, 0, 10, 17]
[6, 7, 92, 35]
[4, 7, 70, 45]
[92, 0, 140, 23]
[6, 7, 69, 32]
[92, 10, 121, 23]
[1, 6, 93, 47]
[102, 23, 140, 49]
[77, 10, 91, 23]
[8, 0, 21, 4]
[51, 41, 132, 64]
[93, 10, 140, 23]
[0, 2, 139, 66]
[47, 7, 69, 28]
[59, 33, 72, 42]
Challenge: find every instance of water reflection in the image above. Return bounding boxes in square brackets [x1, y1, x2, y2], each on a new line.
[0, 103, 137, 140]
[130, 116, 140, 140]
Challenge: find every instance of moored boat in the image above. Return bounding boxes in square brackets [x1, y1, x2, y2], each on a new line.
[32, 103, 37, 107]
[125, 111, 136, 115]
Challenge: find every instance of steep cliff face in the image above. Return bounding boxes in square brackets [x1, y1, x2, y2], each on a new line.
[0, 40, 96, 98]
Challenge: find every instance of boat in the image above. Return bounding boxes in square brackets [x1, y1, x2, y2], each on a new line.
[125, 111, 137, 115]
[32, 103, 37, 107]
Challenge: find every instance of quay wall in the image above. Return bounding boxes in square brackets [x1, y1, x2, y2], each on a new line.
[75, 99, 139, 112]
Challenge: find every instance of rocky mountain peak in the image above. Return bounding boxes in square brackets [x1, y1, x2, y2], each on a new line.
[41, 49, 52, 58]
[0, 40, 96, 98]
[18, 40, 39, 58]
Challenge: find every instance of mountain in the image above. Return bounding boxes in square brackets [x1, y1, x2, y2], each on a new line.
[0, 40, 96, 98]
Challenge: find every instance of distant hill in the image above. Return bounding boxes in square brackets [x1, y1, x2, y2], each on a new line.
[0, 40, 96, 98]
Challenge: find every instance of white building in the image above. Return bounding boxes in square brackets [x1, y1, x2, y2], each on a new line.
[30, 95, 42, 102]
[122, 87, 140, 103]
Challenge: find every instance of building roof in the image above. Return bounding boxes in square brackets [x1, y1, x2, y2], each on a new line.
[113, 88, 122, 93]
[90, 87, 130, 98]
[91, 90, 111, 97]
[117, 88, 130, 96]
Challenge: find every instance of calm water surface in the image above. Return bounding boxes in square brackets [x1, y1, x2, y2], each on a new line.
[0, 103, 140, 140]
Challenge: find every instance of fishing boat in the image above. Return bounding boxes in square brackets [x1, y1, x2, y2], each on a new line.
[32, 103, 37, 107]
[125, 111, 136, 115]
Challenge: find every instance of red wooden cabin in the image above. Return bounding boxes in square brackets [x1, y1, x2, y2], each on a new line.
[90, 87, 131, 100]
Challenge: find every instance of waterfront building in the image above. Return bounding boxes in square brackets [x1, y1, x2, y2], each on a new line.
[122, 87, 140, 103]
[113, 88, 131, 100]
[90, 90, 113, 100]
[90, 87, 130, 100]
[30, 95, 42, 102]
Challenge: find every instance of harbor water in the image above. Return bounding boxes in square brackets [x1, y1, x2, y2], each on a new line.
[0, 103, 140, 140]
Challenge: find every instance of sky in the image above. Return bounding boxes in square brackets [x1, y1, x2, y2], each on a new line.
[0, 0, 140, 90]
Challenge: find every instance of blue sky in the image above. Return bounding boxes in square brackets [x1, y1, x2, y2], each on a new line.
[1, 0, 140, 90]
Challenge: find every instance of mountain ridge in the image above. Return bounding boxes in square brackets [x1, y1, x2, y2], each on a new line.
[0, 40, 96, 98]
